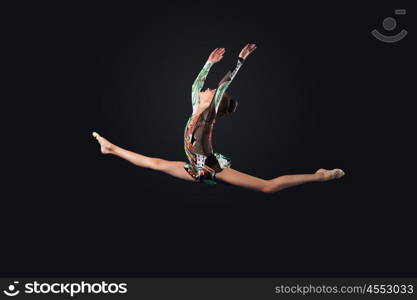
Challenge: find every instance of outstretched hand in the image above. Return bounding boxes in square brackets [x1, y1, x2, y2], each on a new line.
[208, 48, 225, 63]
[239, 43, 257, 60]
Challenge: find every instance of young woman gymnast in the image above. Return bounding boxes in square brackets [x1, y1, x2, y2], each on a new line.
[93, 44, 344, 193]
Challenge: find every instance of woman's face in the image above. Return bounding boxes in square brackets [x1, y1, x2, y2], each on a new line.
[199, 88, 216, 106]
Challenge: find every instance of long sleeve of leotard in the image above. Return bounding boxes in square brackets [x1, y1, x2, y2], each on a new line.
[191, 60, 214, 113]
[214, 57, 244, 113]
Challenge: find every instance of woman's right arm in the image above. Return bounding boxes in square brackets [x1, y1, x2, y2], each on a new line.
[191, 60, 213, 109]
[191, 48, 225, 111]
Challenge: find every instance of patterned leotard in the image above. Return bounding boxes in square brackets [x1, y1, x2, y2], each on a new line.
[184, 57, 244, 184]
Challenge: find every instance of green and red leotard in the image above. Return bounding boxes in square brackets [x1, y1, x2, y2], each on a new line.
[184, 57, 244, 184]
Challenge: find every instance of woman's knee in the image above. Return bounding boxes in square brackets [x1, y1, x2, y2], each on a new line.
[261, 181, 273, 193]
[149, 158, 168, 171]
[150, 159, 185, 173]
[261, 180, 281, 194]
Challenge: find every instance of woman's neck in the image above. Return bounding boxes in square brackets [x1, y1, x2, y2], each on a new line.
[194, 103, 210, 115]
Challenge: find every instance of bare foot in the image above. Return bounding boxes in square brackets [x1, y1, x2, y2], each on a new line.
[92, 131, 114, 154]
[316, 168, 345, 181]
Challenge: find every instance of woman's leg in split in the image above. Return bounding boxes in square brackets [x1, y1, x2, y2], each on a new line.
[92, 132, 195, 182]
[215, 167, 344, 193]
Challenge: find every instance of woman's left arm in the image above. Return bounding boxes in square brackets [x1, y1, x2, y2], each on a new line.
[214, 44, 256, 110]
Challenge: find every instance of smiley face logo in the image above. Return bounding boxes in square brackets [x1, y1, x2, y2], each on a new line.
[371, 9, 408, 43]
[3, 281, 20, 297]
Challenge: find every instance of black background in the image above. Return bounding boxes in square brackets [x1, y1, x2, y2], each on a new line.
[2, 1, 416, 276]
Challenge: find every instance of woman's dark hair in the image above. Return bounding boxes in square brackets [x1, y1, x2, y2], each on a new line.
[216, 92, 238, 119]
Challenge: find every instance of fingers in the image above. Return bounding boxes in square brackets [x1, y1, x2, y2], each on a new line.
[216, 48, 226, 56]
[218, 48, 225, 59]
[210, 45, 258, 61]
[247, 43, 256, 51]
[239, 43, 256, 57]
[208, 48, 226, 63]
[209, 48, 218, 56]
[211, 48, 225, 54]
[214, 48, 226, 61]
